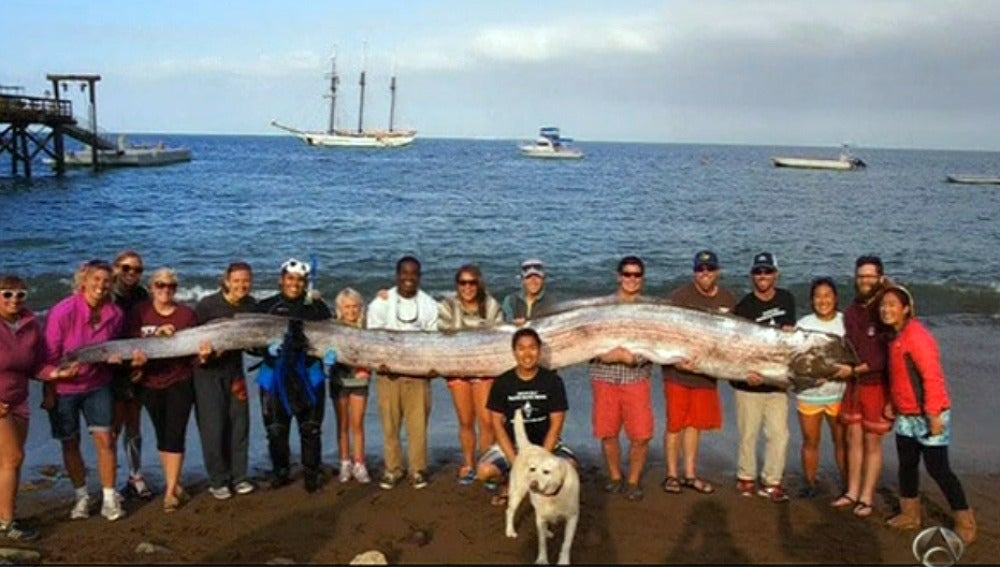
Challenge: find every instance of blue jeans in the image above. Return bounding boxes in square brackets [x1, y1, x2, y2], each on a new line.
[47, 385, 114, 441]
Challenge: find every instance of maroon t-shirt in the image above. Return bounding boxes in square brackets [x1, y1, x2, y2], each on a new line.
[843, 297, 887, 384]
[128, 301, 198, 390]
[663, 282, 737, 389]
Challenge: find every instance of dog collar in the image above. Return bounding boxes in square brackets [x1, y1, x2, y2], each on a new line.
[535, 480, 564, 498]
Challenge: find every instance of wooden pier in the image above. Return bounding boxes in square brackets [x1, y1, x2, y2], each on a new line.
[0, 74, 115, 178]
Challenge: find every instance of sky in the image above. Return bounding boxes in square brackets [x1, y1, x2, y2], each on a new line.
[4, 0, 1000, 150]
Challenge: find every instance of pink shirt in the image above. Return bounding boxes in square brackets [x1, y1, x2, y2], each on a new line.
[40, 294, 125, 395]
[0, 309, 44, 407]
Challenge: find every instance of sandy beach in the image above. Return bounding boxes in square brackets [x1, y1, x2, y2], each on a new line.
[7, 319, 999, 564]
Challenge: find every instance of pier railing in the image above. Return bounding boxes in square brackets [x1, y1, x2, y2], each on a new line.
[0, 94, 73, 124]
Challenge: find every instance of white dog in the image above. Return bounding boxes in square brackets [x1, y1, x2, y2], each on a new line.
[505, 409, 580, 565]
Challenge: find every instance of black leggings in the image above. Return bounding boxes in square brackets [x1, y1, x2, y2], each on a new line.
[896, 434, 968, 511]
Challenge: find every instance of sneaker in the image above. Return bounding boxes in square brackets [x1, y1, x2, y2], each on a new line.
[379, 472, 401, 490]
[233, 480, 256, 495]
[338, 460, 353, 483]
[758, 483, 790, 503]
[208, 485, 233, 500]
[352, 463, 371, 484]
[129, 475, 154, 500]
[101, 497, 126, 521]
[736, 479, 756, 497]
[410, 472, 429, 490]
[0, 520, 40, 542]
[70, 494, 91, 520]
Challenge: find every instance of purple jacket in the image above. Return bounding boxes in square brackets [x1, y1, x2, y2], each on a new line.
[0, 309, 44, 408]
[40, 294, 125, 395]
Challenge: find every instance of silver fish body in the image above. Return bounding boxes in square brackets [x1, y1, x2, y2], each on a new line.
[66, 298, 855, 390]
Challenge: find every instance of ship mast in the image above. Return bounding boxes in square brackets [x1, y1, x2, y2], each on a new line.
[388, 59, 397, 133]
[325, 49, 339, 134]
[356, 43, 367, 134]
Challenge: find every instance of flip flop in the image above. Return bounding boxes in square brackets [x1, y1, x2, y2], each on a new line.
[661, 476, 682, 494]
[457, 467, 477, 486]
[682, 477, 715, 494]
[490, 491, 509, 507]
[853, 501, 873, 518]
[831, 493, 858, 509]
[603, 479, 623, 494]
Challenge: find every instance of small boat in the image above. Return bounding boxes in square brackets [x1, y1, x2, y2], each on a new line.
[945, 174, 1000, 185]
[772, 144, 866, 171]
[272, 48, 416, 149]
[54, 135, 191, 168]
[519, 127, 584, 159]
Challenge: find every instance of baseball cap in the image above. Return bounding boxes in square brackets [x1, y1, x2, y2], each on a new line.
[693, 250, 719, 271]
[520, 258, 545, 278]
[750, 252, 778, 271]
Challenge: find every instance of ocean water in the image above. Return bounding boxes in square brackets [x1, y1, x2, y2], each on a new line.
[3, 136, 999, 484]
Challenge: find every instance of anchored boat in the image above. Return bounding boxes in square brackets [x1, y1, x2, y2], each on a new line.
[945, 174, 1000, 185]
[54, 135, 191, 168]
[519, 127, 584, 159]
[271, 48, 416, 148]
[772, 144, 866, 171]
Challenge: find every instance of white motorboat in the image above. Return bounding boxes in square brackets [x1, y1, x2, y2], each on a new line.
[945, 174, 1000, 185]
[272, 49, 416, 149]
[55, 136, 191, 168]
[772, 144, 866, 171]
[519, 127, 584, 159]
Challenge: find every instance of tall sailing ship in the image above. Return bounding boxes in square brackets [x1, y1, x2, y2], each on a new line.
[271, 50, 416, 148]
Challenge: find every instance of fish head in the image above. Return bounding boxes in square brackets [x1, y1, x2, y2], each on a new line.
[790, 334, 858, 379]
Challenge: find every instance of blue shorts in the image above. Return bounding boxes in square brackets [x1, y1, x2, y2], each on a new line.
[477, 442, 576, 476]
[894, 410, 951, 447]
[47, 385, 114, 441]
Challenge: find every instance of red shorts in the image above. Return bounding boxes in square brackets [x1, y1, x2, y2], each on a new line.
[839, 380, 893, 435]
[592, 380, 654, 441]
[665, 380, 722, 433]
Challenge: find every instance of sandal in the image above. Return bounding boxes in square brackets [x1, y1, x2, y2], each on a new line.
[830, 493, 858, 509]
[681, 477, 715, 494]
[603, 478, 623, 494]
[661, 476, 682, 494]
[490, 489, 509, 508]
[624, 483, 644, 502]
[853, 501, 873, 518]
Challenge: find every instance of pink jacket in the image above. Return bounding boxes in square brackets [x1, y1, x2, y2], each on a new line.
[0, 309, 45, 407]
[40, 294, 125, 395]
[887, 319, 951, 416]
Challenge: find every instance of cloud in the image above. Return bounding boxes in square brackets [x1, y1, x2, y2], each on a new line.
[117, 50, 325, 81]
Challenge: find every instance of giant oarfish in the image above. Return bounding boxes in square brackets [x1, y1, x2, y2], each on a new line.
[65, 298, 856, 390]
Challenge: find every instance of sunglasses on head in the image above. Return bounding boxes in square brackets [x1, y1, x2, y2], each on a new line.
[751, 267, 776, 276]
[153, 281, 178, 290]
[694, 265, 718, 273]
[0, 289, 28, 300]
[118, 264, 144, 275]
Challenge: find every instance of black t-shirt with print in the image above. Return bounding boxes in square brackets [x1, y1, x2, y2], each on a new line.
[732, 288, 796, 393]
[487, 367, 569, 446]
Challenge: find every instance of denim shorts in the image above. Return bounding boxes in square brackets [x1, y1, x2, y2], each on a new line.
[47, 385, 114, 441]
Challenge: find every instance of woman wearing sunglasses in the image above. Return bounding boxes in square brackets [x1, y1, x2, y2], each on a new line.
[109, 250, 154, 501]
[0, 277, 43, 541]
[40, 260, 133, 523]
[438, 264, 504, 486]
[125, 268, 198, 513]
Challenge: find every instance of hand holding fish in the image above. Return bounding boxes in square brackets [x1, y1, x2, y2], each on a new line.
[831, 363, 854, 381]
[355, 368, 371, 381]
[49, 361, 81, 381]
[746, 372, 765, 387]
[883, 402, 895, 420]
[675, 357, 699, 373]
[154, 324, 176, 337]
[0, 402, 9, 418]
[198, 341, 215, 364]
[598, 346, 638, 365]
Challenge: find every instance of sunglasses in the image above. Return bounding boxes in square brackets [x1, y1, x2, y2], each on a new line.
[694, 265, 718, 273]
[0, 289, 28, 300]
[153, 281, 178, 291]
[119, 264, 144, 275]
[620, 271, 644, 279]
[751, 268, 776, 276]
[457, 279, 479, 287]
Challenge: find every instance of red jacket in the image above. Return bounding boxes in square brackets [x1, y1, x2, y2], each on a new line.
[887, 319, 951, 416]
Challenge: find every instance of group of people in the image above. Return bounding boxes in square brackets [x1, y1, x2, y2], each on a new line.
[0, 249, 975, 547]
